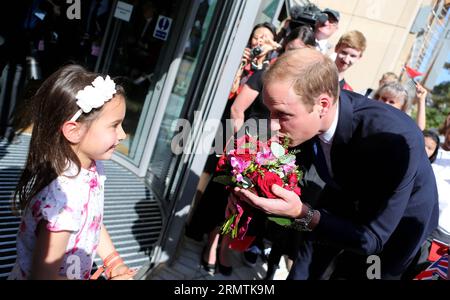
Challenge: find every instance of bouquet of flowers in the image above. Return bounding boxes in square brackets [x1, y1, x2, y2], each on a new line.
[214, 134, 303, 241]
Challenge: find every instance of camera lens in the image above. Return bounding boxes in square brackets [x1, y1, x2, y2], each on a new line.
[251, 46, 263, 58]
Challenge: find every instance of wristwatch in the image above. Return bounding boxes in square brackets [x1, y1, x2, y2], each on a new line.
[290, 204, 316, 232]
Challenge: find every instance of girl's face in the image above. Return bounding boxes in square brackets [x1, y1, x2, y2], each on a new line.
[424, 136, 438, 159]
[76, 95, 127, 168]
[378, 91, 406, 111]
[250, 27, 274, 48]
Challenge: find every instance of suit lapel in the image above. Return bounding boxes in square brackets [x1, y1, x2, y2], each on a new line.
[330, 92, 354, 180]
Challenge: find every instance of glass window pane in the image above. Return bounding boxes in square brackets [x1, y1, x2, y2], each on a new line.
[148, 0, 218, 198]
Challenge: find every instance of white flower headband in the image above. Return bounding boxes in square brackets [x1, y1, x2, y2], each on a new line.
[69, 75, 117, 122]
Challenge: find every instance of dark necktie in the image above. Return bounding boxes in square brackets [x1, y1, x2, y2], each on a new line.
[312, 137, 333, 185]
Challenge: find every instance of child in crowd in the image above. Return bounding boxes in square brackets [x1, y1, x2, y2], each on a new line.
[333, 30, 366, 91]
[8, 65, 136, 280]
[423, 129, 440, 163]
[364, 72, 399, 98]
[411, 126, 450, 277]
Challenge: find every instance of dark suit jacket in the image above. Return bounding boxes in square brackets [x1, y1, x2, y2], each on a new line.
[290, 90, 439, 279]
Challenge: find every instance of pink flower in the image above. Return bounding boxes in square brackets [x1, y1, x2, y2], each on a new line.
[89, 178, 99, 189]
[230, 156, 251, 174]
[88, 215, 102, 232]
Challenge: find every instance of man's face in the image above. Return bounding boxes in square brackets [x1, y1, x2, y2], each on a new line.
[335, 46, 362, 73]
[315, 15, 339, 39]
[263, 81, 322, 147]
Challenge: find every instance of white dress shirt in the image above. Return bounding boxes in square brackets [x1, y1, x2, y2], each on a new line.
[432, 148, 450, 235]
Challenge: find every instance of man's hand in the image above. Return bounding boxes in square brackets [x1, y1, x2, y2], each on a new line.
[233, 184, 304, 218]
[226, 193, 239, 217]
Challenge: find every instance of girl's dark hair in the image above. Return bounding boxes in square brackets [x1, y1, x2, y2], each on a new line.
[13, 64, 125, 213]
[438, 112, 450, 135]
[281, 25, 315, 54]
[423, 129, 440, 163]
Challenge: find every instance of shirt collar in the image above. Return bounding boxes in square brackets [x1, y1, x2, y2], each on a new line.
[319, 104, 339, 144]
[316, 39, 328, 51]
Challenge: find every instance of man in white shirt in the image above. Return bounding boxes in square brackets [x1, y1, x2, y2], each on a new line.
[315, 8, 340, 56]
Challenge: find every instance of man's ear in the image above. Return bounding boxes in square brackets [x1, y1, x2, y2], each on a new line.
[317, 93, 334, 118]
[61, 121, 85, 144]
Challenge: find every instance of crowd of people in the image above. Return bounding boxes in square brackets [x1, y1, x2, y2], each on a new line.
[186, 4, 449, 280]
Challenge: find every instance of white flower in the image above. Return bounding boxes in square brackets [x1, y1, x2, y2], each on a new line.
[75, 75, 116, 113]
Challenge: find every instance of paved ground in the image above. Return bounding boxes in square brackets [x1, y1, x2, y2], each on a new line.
[146, 235, 290, 280]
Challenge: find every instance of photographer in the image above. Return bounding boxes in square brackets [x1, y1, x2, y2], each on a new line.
[288, 5, 340, 56]
[314, 8, 340, 55]
[228, 22, 280, 101]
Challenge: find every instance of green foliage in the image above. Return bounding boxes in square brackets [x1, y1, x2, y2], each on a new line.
[427, 81, 450, 129]
[268, 216, 292, 226]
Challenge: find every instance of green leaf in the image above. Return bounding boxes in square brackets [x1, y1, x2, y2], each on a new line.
[221, 214, 236, 235]
[241, 177, 253, 189]
[213, 175, 233, 186]
[278, 154, 296, 164]
[270, 142, 285, 158]
[268, 216, 293, 226]
[241, 142, 253, 149]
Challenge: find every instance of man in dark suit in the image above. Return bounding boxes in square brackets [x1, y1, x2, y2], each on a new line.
[232, 47, 438, 279]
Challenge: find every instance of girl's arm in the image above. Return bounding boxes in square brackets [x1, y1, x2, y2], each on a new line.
[415, 83, 427, 131]
[30, 221, 71, 280]
[97, 224, 136, 279]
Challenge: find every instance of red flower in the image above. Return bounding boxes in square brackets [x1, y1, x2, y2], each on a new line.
[255, 170, 283, 199]
[234, 153, 253, 162]
[288, 173, 298, 187]
[216, 155, 228, 172]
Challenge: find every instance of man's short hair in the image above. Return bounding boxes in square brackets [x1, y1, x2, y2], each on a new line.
[335, 30, 367, 54]
[263, 48, 339, 110]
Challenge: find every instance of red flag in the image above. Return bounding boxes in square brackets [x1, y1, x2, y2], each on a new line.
[404, 65, 423, 78]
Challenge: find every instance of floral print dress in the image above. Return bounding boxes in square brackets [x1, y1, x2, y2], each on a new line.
[8, 161, 106, 280]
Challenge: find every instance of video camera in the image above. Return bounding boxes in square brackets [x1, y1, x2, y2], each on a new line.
[289, 3, 328, 29]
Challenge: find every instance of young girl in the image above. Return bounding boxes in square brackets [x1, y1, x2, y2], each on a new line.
[8, 65, 136, 280]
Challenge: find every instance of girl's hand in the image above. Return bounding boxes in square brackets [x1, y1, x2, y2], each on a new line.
[109, 264, 137, 280]
[415, 83, 427, 102]
[242, 47, 252, 62]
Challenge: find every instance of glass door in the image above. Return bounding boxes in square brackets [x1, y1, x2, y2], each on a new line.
[146, 0, 220, 200]
[96, 0, 187, 172]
